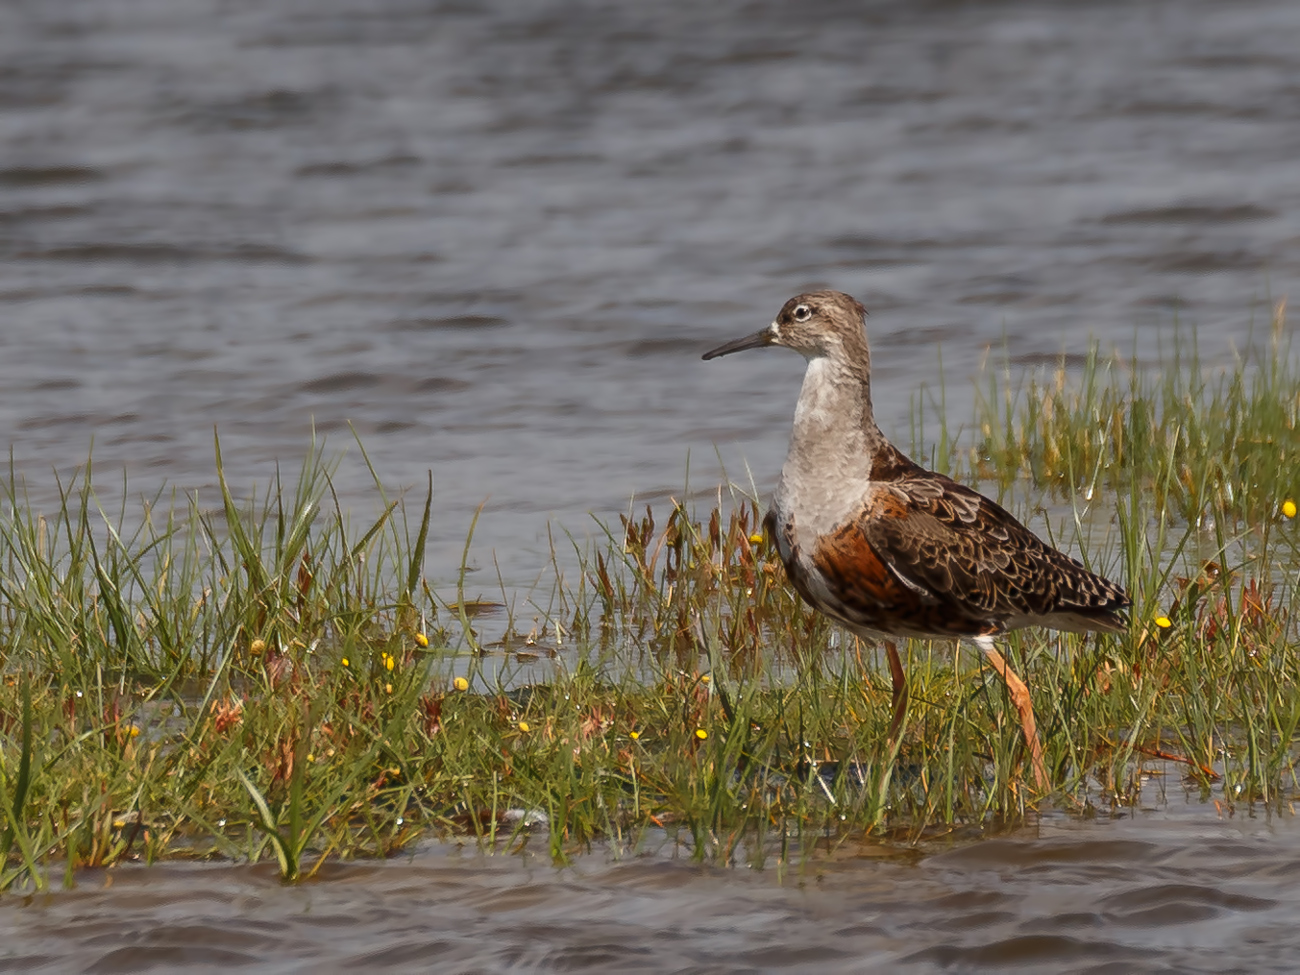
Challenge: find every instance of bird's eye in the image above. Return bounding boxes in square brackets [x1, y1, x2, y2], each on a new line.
[792, 304, 812, 322]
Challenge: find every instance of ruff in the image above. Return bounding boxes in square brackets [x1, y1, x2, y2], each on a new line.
[703, 290, 1130, 790]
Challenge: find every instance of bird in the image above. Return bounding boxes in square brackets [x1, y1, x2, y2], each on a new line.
[702, 290, 1130, 790]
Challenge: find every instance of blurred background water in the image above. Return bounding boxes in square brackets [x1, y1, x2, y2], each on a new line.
[1, 0, 1297, 595]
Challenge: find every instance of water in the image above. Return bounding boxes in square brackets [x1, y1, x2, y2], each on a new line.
[2, 0, 1298, 590]
[5, 800, 1299, 973]
[3, 0, 1300, 966]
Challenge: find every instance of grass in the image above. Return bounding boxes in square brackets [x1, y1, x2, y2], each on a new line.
[910, 300, 1300, 525]
[3, 305, 1300, 891]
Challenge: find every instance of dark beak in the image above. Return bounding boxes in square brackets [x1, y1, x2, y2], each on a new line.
[702, 325, 776, 360]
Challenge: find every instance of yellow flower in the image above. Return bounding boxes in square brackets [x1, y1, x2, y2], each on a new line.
[453, 676, 469, 692]
[415, 632, 430, 647]
[749, 532, 763, 544]
[129, 726, 141, 738]
[341, 657, 350, 668]
[701, 674, 710, 683]
[384, 653, 395, 672]
[695, 728, 708, 740]
[629, 730, 640, 740]
[1155, 616, 1172, 629]
[518, 721, 530, 732]
[250, 638, 266, 655]
[1283, 499, 1296, 519]
[385, 683, 393, 694]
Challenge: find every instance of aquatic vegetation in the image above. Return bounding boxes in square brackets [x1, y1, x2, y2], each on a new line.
[3, 314, 1300, 891]
[912, 300, 1300, 527]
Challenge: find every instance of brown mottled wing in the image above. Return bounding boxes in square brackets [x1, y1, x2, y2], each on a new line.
[806, 510, 996, 638]
[856, 474, 1129, 633]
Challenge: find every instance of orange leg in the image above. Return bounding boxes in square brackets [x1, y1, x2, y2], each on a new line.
[982, 645, 1048, 791]
[884, 640, 908, 743]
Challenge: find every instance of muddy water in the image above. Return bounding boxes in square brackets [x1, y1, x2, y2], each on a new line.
[2, 0, 1299, 588]
[5, 799, 1298, 973]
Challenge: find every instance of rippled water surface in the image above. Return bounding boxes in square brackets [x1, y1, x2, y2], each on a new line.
[5, 801, 1300, 973]
[4, 0, 1300, 967]
[2, 0, 1299, 585]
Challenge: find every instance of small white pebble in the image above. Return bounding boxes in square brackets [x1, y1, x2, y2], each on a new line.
[502, 808, 549, 828]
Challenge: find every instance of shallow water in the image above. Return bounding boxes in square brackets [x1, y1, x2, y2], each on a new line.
[2, 0, 1298, 590]
[5, 797, 1299, 974]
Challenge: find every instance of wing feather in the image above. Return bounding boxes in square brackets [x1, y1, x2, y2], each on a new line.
[860, 474, 1128, 628]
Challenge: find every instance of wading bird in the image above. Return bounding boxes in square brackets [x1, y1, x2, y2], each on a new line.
[703, 291, 1129, 789]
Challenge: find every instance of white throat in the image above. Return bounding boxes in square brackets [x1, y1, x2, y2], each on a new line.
[773, 354, 877, 539]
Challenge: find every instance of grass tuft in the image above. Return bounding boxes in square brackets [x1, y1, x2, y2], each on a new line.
[3, 316, 1300, 890]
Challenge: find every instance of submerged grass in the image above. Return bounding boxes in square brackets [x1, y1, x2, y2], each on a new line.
[4, 310, 1300, 890]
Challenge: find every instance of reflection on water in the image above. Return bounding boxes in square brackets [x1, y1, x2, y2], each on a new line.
[5, 798, 1298, 973]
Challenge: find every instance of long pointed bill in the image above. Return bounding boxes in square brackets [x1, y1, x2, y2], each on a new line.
[701, 324, 777, 360]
